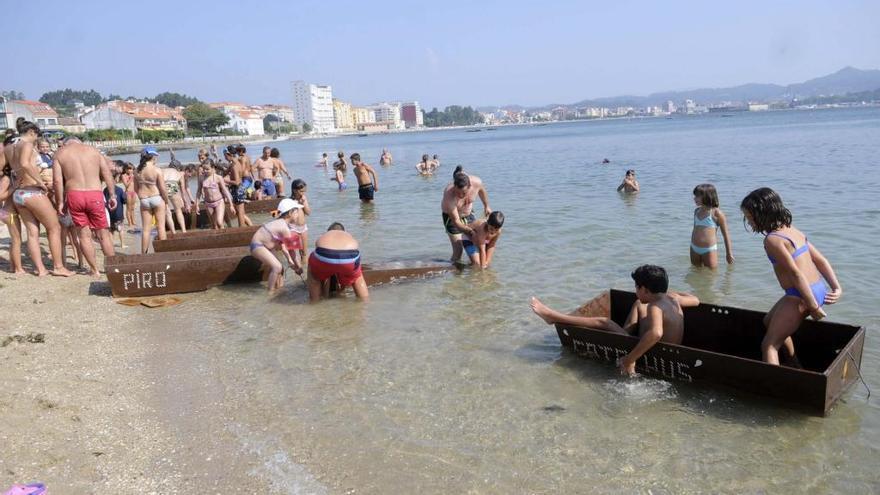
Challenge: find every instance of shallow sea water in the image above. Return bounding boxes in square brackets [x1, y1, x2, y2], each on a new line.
[128, 108, 880, 493]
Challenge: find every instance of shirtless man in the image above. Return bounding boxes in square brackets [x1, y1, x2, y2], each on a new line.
[53, 136, 118, 276]
[440, 165, 490, 262]
[307, 222, 368, 302]
[416, 154, 433, 176]
[431, 154, 440, 169]
[12, 122, 74, 276]
[530, 265, 699, 376]
[253, 146, 276, 199]
[617, 169, 640, 193]
[379, 148, 392, 166]
[236, 144, 256, 199]
[351, 153, 378, 203]
[270, 148, 291, 197]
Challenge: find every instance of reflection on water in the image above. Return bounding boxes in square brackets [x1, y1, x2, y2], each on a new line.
[142, 109, 880, 493]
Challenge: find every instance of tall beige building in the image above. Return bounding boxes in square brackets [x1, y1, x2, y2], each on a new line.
[332, 99, 354, 130]
[352, 106, 376, 126]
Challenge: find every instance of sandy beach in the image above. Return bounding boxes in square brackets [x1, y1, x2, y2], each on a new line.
[0, 230, 274, 494]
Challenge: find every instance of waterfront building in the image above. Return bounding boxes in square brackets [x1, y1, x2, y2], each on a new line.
[352, 106, 376, 126]
[224, 110, 265, 135]
[666, 100, 676, 113]
[260, 104, 295, 123]
[58, 117, 86, 134]
[6, 100, 60, 129]
[356, 121, 392, 133]
[400, 102, 423, 128]
[291, 81, 336, 133]
[333, 99, 354, 130]
[369, 102, 404, 129]
[748, 103, 769, 111]
[82, 101, 186, 132]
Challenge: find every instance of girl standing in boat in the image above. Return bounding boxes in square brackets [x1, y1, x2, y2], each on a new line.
[198, 160, 234, 229]
[740, 187, 842, 366]
[249, 198, 305, 292]
[135, 147, 170, 254]
[690, 183, 734, 268]
[162, 164, 189, 234]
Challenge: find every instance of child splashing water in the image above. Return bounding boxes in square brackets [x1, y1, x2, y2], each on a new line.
[690, 183, 734, 268]
[249, 198, 305, 292]
[740, 187, 842, 366]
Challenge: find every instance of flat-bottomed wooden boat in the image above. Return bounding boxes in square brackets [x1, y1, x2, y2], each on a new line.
[153, 226, 260, 252]
[553, 289, 866, 416]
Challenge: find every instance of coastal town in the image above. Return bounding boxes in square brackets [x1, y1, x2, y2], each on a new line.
[4, 68, 880, 151]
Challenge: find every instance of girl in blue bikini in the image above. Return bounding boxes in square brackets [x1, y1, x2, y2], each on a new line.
[741, 187, 842, 366]
[690, 183, 734, 268]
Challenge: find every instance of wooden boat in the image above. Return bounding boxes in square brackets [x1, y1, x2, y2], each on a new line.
[243, 198, 281, 214]
[361, 258, 457, 286]
[153, 226, 260, 252]
[552, 289, 866, 416]
[105, 247, 266, 298]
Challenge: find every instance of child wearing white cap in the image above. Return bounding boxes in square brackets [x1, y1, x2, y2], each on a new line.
[249, 198, 306, 292]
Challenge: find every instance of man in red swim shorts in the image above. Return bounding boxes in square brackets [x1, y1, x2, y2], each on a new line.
[54, 137, 118, 276]
[307, 222, 369, 302]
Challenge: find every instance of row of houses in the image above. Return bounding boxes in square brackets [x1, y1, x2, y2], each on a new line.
[0, 97, 297, 136]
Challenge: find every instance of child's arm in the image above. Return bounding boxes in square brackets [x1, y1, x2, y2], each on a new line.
[670, 291, 700, 307]
[809, 243, 842, 304]
[483, 232, 501, 268]
[300, 194, 311, 216]
[618, 304, 664, 376]
[715, 209, 734, 264]
[617, 181, 626, 192]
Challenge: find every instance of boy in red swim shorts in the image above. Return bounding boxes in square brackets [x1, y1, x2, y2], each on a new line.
[307, 222, 369, 302]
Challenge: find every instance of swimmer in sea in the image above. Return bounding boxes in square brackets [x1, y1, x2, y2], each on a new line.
[331, 151, 348, 191]
[416, 154, 433, 176]
[617, 169, 639, 193]
[462, 211, 504, 269]
[440, 165, 491, 263]
[352, 153, 378, 203]
[379, 148, 393, 166]
[689, 183, 734, 268]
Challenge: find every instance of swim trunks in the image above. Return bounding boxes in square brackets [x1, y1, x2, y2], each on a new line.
[67, 190, 109, 229]
[261, 179, 277, 198]
[309, 247, 362, 287]
[442, 212, 476, 235]
[358, 183, 374, 201]
[461, 238, 478, 257]
[229, 184, 244, 205]
[338, 181, 348, 191]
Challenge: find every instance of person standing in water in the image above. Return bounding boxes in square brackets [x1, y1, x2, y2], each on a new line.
[462, 211, 504, 269]
[270, 148, 291, 198]
[224, 147, 253, 227]
[331, 151, 347, 190]
[416, 154, 433, 176]
[689, 183, 734, 268]
[740, 187, 842, 366]
[617, 169, 640, 193]
[379, 148, 392, 166]
[352, 153, 379, 203]
[440, 165, 490, 262]
[254, 146, 276, 199]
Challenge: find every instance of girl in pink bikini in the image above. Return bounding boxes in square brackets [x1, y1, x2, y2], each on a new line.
[197, 161, 233, 229]
[249, 198, 305, 292]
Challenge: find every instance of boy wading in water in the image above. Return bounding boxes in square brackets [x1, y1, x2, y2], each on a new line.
[351, 153, 378, 203]
[530, 265, 699, 376]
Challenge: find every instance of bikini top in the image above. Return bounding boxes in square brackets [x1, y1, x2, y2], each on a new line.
[203, 177, 219, 190]
[139, 171, 157, 187]
[766, 232, 810, 265]
[693, 209, 717, 228]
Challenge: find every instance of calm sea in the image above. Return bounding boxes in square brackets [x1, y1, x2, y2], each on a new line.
[127, 108, 880, 493]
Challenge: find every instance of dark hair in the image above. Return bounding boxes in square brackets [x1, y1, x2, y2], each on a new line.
[322, 152, 328, 157]
[1, 162, 11, 178]
[422, 154, 429, 161]
[337, 151, 344, 158]
[327, 222, 345, 231]
[113, 159, 127, 170]
[137, 150, 154, 172]
[15, 117, 26, 132]
[226, 144, 237, 155]
[291, 178, 306, 190]
[433, 154, 438, 159]
[262, 146, 271, 152]
[3, 134, 16, 145]
[350, 153, 361, 162]
[453, 165, 470, 189]
[4, 128, 15, 137]
[631, 265, 668, 294]
[123, 163, 134, 173]
[270, 148, 280, 158]
[693, 183, 719, 208]
[626, 169, 635, 176]
[236, 144, 246, 154]
[487, 211, 505, 229]
[740, 187, 792, 234]
[18, 121, 41, 136]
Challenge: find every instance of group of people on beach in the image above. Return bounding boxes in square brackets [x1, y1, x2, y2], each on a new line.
[533, 171, 842, 371]
[0, 119, 843, 373]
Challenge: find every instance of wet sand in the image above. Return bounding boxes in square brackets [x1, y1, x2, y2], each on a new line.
[0, 229, 272, 493]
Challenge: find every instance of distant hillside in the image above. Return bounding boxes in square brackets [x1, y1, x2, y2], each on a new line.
[489, 67, 880, 112]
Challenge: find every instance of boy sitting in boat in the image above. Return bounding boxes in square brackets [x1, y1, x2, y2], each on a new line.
[530, 265, 699, 376]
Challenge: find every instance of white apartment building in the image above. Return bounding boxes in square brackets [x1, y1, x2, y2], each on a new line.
[369, 102, 403, 129]
[291, 81, 336, 133]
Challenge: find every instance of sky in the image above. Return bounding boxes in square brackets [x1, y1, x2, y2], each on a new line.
[3, 0, 879, 109]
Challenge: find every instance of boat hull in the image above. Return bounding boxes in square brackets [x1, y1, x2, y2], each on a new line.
[153, 226, 260, 252]
[554, 290, 865, 415]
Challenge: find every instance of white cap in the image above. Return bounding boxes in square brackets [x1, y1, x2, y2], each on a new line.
[276, 198, 304, 216]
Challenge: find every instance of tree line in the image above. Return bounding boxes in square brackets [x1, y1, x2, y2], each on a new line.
[421, 105, 485, 127]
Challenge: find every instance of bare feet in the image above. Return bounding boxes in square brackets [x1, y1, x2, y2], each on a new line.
[36, 269, 49, 277]
[530, 297, 557, 325]
[51, 267, 75, 277]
